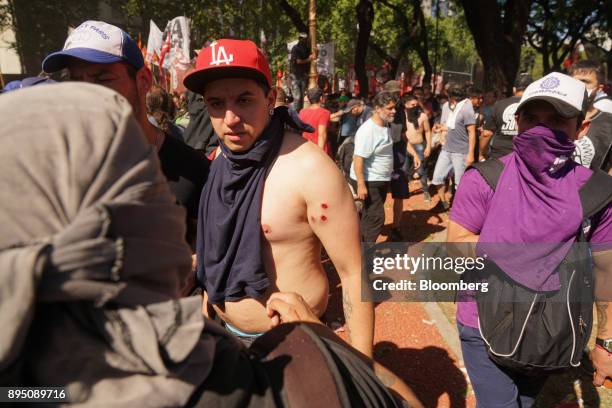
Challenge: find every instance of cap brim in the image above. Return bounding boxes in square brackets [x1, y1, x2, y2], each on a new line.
[593, 98, 612, 113]
[42, 48, 123, 73]
[183, 66, 270, 94]
[516, 95, 581, 119]
[21, 77, 56, 88]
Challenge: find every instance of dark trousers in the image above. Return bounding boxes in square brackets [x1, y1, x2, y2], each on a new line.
[290, 74, 307, 112]
[350, 179, 389, 243]
[409, 142, 429, 192]
[458, 323, 548, 408]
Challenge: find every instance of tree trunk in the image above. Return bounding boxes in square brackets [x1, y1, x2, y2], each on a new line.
[377, 0, 431, 87]
[411, 0, 432, 87]
[277, 0, 308, 33]
[541, 45, 551, 74]
[355, 0, 374, 97]
[369, 42, 400, 79]
[460, 0, 532, 96]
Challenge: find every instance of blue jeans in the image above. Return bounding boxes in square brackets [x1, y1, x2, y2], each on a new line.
[432, 149, 467, 186]
[290, 74, 307, 112]
[458, 323, 547, 408]
[410, 143, 428, 192]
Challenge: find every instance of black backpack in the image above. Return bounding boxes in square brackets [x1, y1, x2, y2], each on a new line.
[468, 158, 612, 374]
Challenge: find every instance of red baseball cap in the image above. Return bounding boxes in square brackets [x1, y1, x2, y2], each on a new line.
[183, 39, 272, 94]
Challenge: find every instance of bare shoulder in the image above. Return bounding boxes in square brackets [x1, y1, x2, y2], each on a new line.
[279, 131, 341, 176]
[276, 131, 350, 202]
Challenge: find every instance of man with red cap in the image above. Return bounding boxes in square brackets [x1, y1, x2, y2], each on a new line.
[184, 40, 374, 357]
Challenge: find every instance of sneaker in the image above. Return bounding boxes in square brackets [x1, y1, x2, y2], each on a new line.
[389, 228, 403, 242]
[423, 191, 431, 202]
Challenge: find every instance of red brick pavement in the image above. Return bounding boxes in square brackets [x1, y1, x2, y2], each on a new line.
[323, 181, 476, 407]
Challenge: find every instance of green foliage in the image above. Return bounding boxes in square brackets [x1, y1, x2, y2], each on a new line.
[3, 0, 480, 78]
[426, 7, 477, 74]
[6, 0, 100, 74]
[526, 0, 607, 72]
[315, 0, 358, 74]
[115, 0, 479, 77]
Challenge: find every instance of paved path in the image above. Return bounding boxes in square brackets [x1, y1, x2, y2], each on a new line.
[323, 181, 476, 407]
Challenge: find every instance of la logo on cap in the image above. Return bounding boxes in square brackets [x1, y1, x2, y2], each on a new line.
[209, 42, 234, 66]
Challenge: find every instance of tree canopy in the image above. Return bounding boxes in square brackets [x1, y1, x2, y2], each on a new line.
[1, 0, 608, 95]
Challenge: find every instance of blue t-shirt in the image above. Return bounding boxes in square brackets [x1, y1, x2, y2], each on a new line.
[350, 118, 393, 182]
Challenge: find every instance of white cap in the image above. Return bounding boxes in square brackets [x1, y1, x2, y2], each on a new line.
[515, 72, 588, 118]
[593, 94, 612, 114]
[42, 20, 144, 73]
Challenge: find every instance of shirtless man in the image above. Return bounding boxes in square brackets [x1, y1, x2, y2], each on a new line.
[184, 39, 373, 356]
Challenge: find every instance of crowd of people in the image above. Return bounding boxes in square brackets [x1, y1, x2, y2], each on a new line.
[1, 18, 612, 408]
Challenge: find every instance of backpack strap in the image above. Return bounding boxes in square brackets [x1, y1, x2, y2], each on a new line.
[579, 170, 612, 219]
[470, 158, 505, 191]
[577, 170, 612, 242]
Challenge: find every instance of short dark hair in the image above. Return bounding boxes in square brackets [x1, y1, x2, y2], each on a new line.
[514, 74, 533, 91]
[306, 86, 323, 103]
[372, 91, 397, 108]
[467, 87, 482, 98]
[447, 83, 466, 99]
[569, 60, 604, 84]
[402, 93, 418, 104]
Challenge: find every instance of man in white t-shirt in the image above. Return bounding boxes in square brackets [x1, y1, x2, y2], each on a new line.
[350, 91, 397, 242]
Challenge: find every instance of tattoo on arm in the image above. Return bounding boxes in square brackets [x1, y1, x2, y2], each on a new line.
[596, 302, 609, 336]
[377, 369, 397, 388]
[342, 288, 353, 341]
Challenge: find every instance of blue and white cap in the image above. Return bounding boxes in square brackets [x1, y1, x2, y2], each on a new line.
[42, 20, 144, 73]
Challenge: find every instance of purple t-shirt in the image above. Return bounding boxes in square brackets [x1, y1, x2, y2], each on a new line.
[450, 157, 612, 328]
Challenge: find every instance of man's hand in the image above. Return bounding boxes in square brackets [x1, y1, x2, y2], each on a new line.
[591, 346, 612, 387]
[593, 250, 612, 387]
[433, 123, 447, 133]
[424, 146, 431, 158]
[267, 295, 422, 406]
[267, 292, 322, 328]
[357, 182, 368, 200]
[406, 143, 421, 170]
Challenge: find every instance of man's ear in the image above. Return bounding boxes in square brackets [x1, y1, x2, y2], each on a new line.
[267, 87, 278, 110]
[136, 67, 152, 97]
[577, 118, 591, 139]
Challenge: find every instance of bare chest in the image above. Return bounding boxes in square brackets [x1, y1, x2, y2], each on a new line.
[260, 159, 311, 243]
